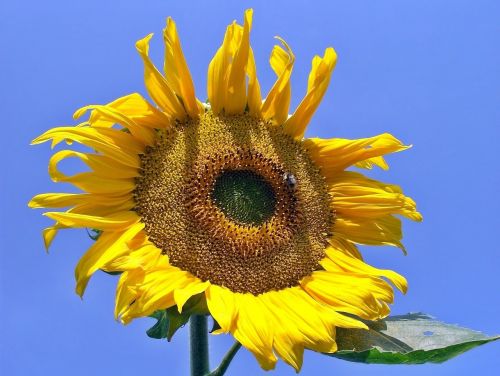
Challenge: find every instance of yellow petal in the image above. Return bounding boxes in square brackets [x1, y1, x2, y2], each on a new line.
[225, 9, 252, 114]
[74, 105, 155, 146]
[329, 171, 423, 221]
[43, 211, 140, 230]
[207, 23, 235, 114]
[48, 149, 138, 180]
[112, 244, 169, 319]
[262, 288, 340, 359]
[32, 126, 142, 168]
[55, 173, 135, 195]
[42, 225, 65, 251]
[163, 17, 203, 118]
[333, 215, 406, 252]
[105, 243, 162, 273]
[207, 9, 253, 115]
[120, 267, 194, 322]
[247, 47, 262, 116]
[114, 269, 145, 319]
[304, 133, 409, 174]
[66, 198, 135, 217]
[77, 93, 171, 129]
[355, 156, 389, 170]
[328, 237, 363, 259]
[254, 293, 304, 371]
[205, 284, 238, 334]
[75, 222, 145, 296]
[232, 294, 278, 370]
[48, 172, 135, 196]
[286, 287, 367, 331]
[260, 292, 311, 370]
[324, 246, 408, 294]
[37, 199, 132, 252]
[261, 37, 294, 124]
[29, 193, 90, 209]
[47, 150, 136, 194]
[284, 47, 337, 139]
[272, 331, 304, 371]
[174, 279, 210, 313]
[302, 270, 393, 320]
[136, 33, 186, 119]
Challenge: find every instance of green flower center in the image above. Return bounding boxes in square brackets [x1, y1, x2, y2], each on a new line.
[212, 169, 276, 226]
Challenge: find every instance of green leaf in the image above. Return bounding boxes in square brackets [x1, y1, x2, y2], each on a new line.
[210, 319, 222, 333]
[146, 293, 209, 341]
[146, 310, 169, 339]
[146, 307, 190, 341]
[86, 228, 102, 241]
[330, 313, 499, 364]
[101, 270, 122, 276]
[165, 306, 192, 341]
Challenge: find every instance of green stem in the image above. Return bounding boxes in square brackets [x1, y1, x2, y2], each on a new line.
[190, 315, 210, 376]
[207, 342, 242, 376]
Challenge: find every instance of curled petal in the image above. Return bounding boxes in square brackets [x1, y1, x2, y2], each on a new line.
[329, 171, 422, 221]
[136, 34, 186, 119]
[284, 47, 337, 139]
[261, 37, 294, 124]
[305, 133, 409, 174]
[163, 18, 203, 117]
[208, 9, 254, 115]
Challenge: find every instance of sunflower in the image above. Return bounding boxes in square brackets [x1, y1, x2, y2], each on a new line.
[30, 9, 421, 371]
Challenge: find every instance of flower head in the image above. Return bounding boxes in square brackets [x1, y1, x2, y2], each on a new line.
[30, 9, 421, 371]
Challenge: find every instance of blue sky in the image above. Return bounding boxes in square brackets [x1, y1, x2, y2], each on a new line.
[1, 1, 499, 375]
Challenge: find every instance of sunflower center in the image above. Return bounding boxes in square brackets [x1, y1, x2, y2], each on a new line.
[212, 170, 276, 226]
[134, 111, 334, 295]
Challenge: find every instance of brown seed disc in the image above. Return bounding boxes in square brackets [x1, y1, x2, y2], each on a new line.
[185, 148, 301, 257]
[134, 111, 334, 295]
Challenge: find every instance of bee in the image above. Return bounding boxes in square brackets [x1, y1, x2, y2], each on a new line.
[283, 172, 297, 191]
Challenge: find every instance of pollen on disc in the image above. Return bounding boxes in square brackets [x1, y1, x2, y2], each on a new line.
[134, 111, 334, 295]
